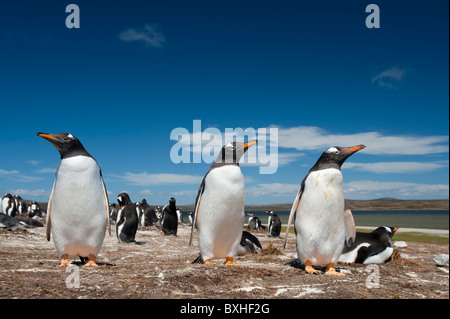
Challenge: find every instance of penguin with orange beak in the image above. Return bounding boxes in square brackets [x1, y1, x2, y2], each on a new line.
[284, 145, 365, 276]
[189, 141, 257, 265]
[37, 132, 110, 267]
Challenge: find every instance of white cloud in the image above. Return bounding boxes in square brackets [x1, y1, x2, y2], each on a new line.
[344, 161, 448, 174]
[0, 169, 19, 175]
[34, 168, 56, 174]
[372, 67, 407, 88]
[112, 172, 203, 186]
[344, 180, 449, 199]
[276, 126, 449, 155]
[119, 24, 165, 48]
[0, 169, 43, 183]
[27, 160, 41, 166]
[246, 183, 299, 198]
[7, 189, 50, 197]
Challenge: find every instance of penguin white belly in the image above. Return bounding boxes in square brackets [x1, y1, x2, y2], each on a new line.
[364, 247, 393, 264]
[50, 156, 106, 258]
[197, 166, 245, 261]
[295, 168, 345, 265]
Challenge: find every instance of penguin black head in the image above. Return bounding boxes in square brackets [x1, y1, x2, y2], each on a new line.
[37, 132, 91, 159]
[169, 197, 176, 208]
[117, 192, 132, 208]
[312, 145, 366, 171]
[375, 226, 399, 239]
[214, 140, 258, 165]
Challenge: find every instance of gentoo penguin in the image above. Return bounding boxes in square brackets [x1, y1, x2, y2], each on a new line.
[238, 231, 263, 255]
[1, 194, 17, 217]
[339, 226, 399, 264]
[266, 211, 282, 237]
[176, 208, 183, 223]
[187, 212, 194, 226]
[116, 192, 139, 243]
[108, 203, 120, 225]
[37, 132, 110, 267]
[189, 140, 257, 265]
[161, 197, 178, 236]
[14, 195, 28, 216]
[137, 199, 158, 227]
[246, 213, 262, 230]
[284, 145, 365, 276]
[28, 201, 45, 219]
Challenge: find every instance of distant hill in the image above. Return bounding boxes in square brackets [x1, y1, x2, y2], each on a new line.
[10, 198, 448, 214]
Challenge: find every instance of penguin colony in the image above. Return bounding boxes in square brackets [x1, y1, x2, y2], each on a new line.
[1, 132, 401, 277]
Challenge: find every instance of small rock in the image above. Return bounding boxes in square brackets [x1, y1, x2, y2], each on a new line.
[434, 254, 449, 267]
[393, 241, 407, 248]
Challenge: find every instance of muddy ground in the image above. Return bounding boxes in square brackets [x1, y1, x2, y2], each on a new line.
[0, 223, 448, 300]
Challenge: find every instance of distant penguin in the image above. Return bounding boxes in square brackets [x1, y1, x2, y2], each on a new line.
[187, 212, 194, 227]
[116, 192, 139, 243]
[37, 132, 110, 267]
[189, 141, 257, 265]
[238, 231, 263, 255]
[339, 226, 399, 264]
[1, 194, 17, 217]
[109, 203, 121, 225]
[161, 197, 178, 236]
[246, 213, 262, 230]
[266, 211, 282, 237]
[28, 201, 45, 219]
[176, 208, 183, 223]
[137, 199, 158, 227]
[14, 195, 28, 216]
[284, 145, 365, 276]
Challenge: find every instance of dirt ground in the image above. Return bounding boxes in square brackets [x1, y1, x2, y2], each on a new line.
[0, 223, 448, 300]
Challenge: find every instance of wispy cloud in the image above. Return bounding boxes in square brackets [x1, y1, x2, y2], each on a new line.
[111, 172, 203, 186]
[119, 24, 165, 48]
[371, 67, 407, 88]
[0, 169, 43, 183]
[0, 169, 20, 175]
[7, 189, 50, 197]
[344, 180, 449, 199]
[276, 126, 449, 155]
[246, 183, 299, 198]
[344, 161, 448, 174]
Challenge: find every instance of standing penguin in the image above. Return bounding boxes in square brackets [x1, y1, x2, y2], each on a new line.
[189, 140, 257, 265]
[246, 213, 262, 230]
[266, 211, 282, 237]
[116, 192, 139, 243]
[339, 226, 399, 264]
[137, 199, 158, 227]
[284, 145, 364, 276]
[161, 197, 178, 236]
[1, 194, 17, 217]
[37, 132, 110, 267]
[14, 195, 28, 216]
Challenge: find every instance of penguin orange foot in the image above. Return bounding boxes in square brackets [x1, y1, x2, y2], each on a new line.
[59, 254, 71, 267]
[304, 260, 321, 274]
[325, 264, 345, 277]
[84, 254, 98, 267]
[204, 259, 216, 265]
[224, 257, 240, 265]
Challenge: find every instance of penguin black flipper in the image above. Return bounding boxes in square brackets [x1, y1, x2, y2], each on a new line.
[189, 178, 204, 246]
[344, 208, 356, 247]
[46, 181, 56, 241]
[283, 182, 304, 249]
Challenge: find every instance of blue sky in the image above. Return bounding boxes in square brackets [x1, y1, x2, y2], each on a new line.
[0, 0, 448, 206]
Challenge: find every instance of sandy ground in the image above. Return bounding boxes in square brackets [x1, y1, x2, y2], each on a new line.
[0, 223, 448, 300]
